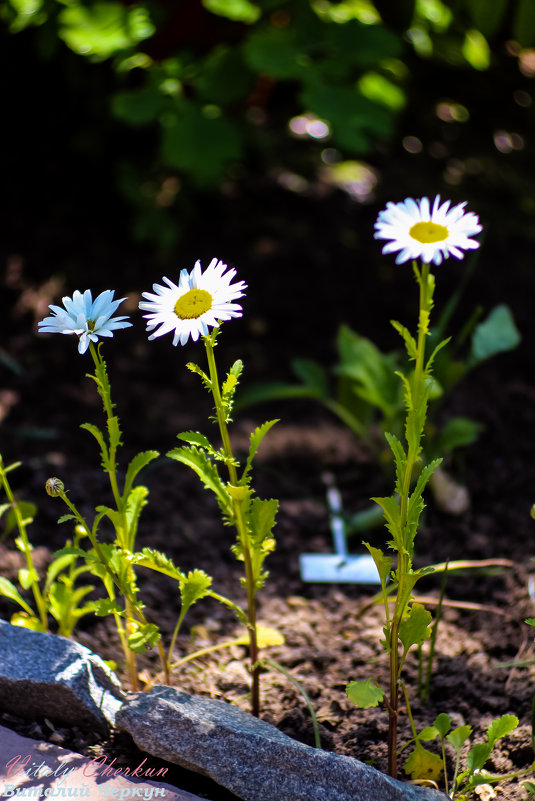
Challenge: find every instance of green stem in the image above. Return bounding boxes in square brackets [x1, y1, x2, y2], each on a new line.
[387, 260, 432, 778]
[88, 343, 123, 515]
[204, 335, 260, 717]
[0, 456, 48, 630]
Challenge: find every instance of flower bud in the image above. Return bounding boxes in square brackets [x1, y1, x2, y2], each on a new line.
[46, 477, 64, 497]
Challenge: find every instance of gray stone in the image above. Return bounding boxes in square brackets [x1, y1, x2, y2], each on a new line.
[117, 686, 448, 801]
[0, 619, 124, 731]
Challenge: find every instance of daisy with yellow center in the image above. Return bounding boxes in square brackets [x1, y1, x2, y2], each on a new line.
[139, 258, 247, 346]
[374, 195, 482, 265]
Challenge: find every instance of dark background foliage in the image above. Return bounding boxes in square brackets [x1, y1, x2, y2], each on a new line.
[2, 0, 535, 405]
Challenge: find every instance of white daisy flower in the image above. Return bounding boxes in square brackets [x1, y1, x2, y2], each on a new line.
[38, 289, 132, 354]
[374, 195, 482, 266]
[139, 258, 247, 346]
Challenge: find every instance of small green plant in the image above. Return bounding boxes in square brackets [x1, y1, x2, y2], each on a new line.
[237, 307, 520, 510]
[37, 289, 228, 690]
[402, 710, 531, 799]
[139, 258, 279, 717]
[0, 455, 95, 636]
[346, 195, 483, 777]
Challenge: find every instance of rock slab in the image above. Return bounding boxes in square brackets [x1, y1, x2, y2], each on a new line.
[0, 724, 206, 800]
[0, 619, 124, 732]
[116, 686, 448, 801]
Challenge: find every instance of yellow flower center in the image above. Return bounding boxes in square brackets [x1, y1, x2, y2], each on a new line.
[174, 288, 213, 320]
[409, 221, 449, 244]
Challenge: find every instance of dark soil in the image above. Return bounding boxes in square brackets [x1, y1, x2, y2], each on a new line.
[2, 182, 535, 800]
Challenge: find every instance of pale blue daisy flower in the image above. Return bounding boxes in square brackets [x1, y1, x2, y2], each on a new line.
[374, 195, 482, 265]
[140, 258, 247, 346]
[38, 289, 132, 354]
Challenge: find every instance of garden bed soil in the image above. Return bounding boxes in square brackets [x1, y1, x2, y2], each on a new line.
[1, 339, 535, 800]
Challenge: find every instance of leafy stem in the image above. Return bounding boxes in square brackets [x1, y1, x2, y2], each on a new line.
[204, 333, 260, 716]
[0, 455, 48, 630]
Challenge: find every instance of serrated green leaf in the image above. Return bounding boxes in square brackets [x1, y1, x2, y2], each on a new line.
[133, 547, 185, 581]
[241, 419, 278, 484]
[0, 577, 34, 615]
[167, 446, 231, 518]
[391, 320, 417, 360]
[447, 724, 472, 752]
[186, 362, 211, 390]
[371, 495, 401, 551]
[128, 622, 160, 653]
[346, 678, 384, 708]
[57, 514, 77, 525]
[124, 485, 149, 549]
[107, 415, 122, 454]
[408, 458, 442, 522]
[486, 714, 518, 747]
[404, 742, 443, 782]
[399, 603, 432, 657]
[425, 337, 451, 377]
[124, 450, 159, 499]
[248, 497, 278, 588]
[177, 430, 213, 451]
[222, 360, 244, 419]
[81, 422, 109, 468]
[363, 543, 392, 588]
[179, 569, 213, 616]
[384, 431, 406, 495]
[90, 598, 124, 617]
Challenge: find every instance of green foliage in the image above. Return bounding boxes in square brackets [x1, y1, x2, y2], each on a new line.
[57, 3, 154, 61]
[238, 303, 520, 478]
[404, 711, 524, 797]
[468, 304, 521, 366]
[179, 569, 213, 617]
[404, 741, 443, 782]
[346, 678, 385, 708]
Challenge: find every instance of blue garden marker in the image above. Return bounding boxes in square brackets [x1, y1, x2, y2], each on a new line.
[299, 473, 380, 584]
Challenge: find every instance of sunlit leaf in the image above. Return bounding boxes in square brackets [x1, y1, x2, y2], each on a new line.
[203, 0, 260, 25]
[486, 714, 518, 748]
[58, 3, 155, 61]
[346, 678, 384, 708]
[462, 29, 490, 70]
[404, 742, 443, 782]
[179, 569, 213, 615]
[0, 577, 34, 615]
[235, 623, 284, 648]
[399, 602, 432, 653]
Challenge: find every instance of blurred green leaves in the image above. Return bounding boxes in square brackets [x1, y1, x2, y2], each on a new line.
[57, 3, 155, 60]
[5, 0, 535, 246]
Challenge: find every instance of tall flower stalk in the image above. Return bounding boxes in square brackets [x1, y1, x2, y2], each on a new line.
[347, 196, 482, 777]
[140, 259, 278, 716]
